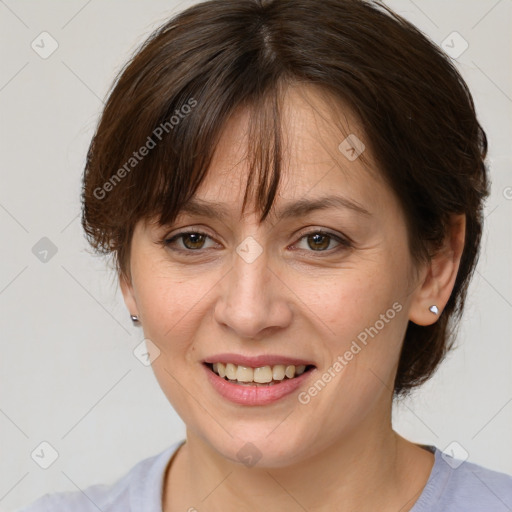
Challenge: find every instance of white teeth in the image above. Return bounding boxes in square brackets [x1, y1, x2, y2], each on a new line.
[285, 365, 296, 378]
[209, 362, 310, 383]
[225, 363, 237, 380]
[236, 366, 254, 382]
[272, 364, 286, 380]
[216, 362, 226, 378]
[253, 366, 273, 383]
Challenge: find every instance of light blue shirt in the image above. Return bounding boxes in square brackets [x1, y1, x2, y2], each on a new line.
[19, 440, 512, 511]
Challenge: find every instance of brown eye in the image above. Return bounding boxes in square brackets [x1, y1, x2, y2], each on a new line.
[306, 233, 331, 251]
[294, 230, 351, 254]
[164, 231, 213, 252]
[180, 233, 207, 250]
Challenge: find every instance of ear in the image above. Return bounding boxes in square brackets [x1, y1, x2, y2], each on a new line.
[409, 214, 466, 326]
[119, 272, 139, 319]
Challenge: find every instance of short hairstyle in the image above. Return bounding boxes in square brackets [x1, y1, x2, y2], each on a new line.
[81, 0, 489, 397]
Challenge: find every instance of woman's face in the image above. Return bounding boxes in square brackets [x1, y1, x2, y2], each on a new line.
[122, 85, 424, 468]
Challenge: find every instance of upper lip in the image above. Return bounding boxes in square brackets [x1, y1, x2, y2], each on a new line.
[203, 353, 315, 368]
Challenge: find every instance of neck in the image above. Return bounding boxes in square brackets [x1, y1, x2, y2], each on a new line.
[163, 409, 433, 511]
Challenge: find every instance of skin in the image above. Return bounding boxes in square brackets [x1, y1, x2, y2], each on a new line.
[120, 84, 465, 512]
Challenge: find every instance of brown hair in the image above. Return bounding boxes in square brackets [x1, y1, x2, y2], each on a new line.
[81, 0, 489, 397]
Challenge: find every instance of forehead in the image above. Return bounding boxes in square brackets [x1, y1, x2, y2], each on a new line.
[184, 83, 392, 220]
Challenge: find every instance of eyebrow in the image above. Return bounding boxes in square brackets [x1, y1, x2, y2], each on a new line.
[178, 195, 371, 221]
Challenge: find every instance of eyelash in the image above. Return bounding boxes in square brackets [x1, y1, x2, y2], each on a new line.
[162, 229, 352, 257]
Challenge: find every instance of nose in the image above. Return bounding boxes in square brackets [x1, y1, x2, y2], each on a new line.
[213, 240, 293, 340]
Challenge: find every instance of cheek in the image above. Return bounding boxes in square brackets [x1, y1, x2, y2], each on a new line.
[131, 263, 207, 354]
[293, 271, 409, 432]
[301, 266, 407, 338]
[292, 253, 411, 380]
[131, 266, 213, 422]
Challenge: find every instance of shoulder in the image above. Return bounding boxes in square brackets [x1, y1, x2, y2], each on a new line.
[443, 455, 512, 508]
[18, 440, 185, 512]
[414, 445, 512, 512]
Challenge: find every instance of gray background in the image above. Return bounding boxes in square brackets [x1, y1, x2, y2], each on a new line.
[0, 0, 511, 510]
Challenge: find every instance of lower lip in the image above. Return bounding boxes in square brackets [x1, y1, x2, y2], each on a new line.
[203, 364, 315, 406]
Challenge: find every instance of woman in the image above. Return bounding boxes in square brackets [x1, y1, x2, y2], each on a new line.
[21, 0, 512, 510]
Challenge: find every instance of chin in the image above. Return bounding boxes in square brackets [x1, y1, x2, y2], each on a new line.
[204, 424, 315, 469]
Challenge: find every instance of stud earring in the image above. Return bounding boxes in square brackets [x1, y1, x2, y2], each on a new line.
[429, 305, 439, 315]
[130, 315, 140, 324]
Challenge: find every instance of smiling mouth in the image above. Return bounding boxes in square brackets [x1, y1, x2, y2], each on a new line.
[204, 362, 316, 386]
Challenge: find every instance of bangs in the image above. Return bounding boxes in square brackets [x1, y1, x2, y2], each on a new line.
[83, 7, 295, 265]
[154, 76, 289, 230]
